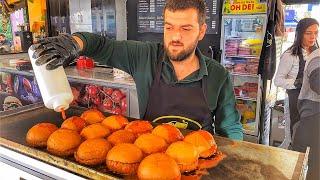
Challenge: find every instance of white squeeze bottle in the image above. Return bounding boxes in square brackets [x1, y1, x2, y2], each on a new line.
[29, 48, 73, 112]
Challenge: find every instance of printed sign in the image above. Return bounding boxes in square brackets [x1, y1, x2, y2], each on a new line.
[223, 0, 267, 15]
[0, 72, 42, 111]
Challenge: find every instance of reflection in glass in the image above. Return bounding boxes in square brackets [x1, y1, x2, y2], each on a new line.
[91, 0, 116, 39]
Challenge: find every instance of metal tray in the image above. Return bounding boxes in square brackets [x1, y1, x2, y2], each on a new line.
[0, 106, 124, 179]
[0, 106, 307, 180]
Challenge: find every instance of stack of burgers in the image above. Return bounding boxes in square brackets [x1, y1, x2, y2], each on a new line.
[26, 109, 225, 179]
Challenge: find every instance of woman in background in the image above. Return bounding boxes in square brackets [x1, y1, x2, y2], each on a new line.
[274, 18, 319, 139]
[293, 47, 319, 180]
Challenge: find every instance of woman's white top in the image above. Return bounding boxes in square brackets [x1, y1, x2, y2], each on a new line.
[274, 49, 308, 90]
[299, 48, 320, 102]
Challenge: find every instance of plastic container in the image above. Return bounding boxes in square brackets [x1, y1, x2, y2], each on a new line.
[28, 48, 73, 112]
[76, 56, 94, 69]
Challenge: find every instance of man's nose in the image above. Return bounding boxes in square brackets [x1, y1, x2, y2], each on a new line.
[172, 31, 182, 41]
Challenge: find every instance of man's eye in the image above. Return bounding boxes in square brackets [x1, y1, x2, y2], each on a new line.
[182, 27, 192, 31]
[165, 26, 173, 30]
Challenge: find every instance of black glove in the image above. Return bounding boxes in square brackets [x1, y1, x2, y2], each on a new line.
[31, 34, 81, 70]
[294, 78, 303, 89]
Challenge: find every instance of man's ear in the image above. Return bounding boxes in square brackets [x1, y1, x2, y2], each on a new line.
[198, 23, 207, 41]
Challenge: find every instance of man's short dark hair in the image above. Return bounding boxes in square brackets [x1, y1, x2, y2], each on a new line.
[0, 34, 6, 38]
[164, 0, 206, 25]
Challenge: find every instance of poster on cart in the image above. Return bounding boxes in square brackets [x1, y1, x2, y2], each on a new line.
[137, 0, 220, 34]
[0, 72, 42, 111]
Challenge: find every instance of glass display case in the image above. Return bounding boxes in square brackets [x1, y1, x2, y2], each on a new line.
[221, 14, 267, 136]
[69, 82, 129, 116]
[231, 74, 262, 135]
[221, 15, 266, 75]
[0, 56, 138, 117]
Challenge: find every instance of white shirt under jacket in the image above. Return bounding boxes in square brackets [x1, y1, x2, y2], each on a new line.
[274, 49, 308, 90]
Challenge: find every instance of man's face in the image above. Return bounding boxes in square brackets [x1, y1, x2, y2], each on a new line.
[163, 8, 207, 61]
[302, 24, 319, 49]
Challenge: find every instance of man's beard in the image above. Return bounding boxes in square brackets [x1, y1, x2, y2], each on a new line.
[164, 39, 198, 62]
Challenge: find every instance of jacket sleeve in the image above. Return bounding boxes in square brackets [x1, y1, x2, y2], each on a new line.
[215, 74, 243, 140]
[274, 52, 296, 89]
[309, 68, 320, 95]
[73, 32, 158, 76]
[307, 58, 320, 95]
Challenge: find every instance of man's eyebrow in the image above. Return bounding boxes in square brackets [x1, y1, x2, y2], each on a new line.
[181, 24, 193, 27]
[164, 22, 194, 27]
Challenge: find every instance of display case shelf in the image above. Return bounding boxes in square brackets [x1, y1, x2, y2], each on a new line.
[225, 55, 260, 59]
[229, 71, 262, 136]
[225, 37, 247, 40]
[231, 72, 259, 77]
[236, 96, 257, 101]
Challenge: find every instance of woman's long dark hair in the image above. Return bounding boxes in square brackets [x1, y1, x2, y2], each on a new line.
[289, 18, 319, 56]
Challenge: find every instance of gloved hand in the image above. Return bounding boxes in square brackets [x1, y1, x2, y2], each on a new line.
[31, 34, 81, 70]
[294, 78, 303, 89]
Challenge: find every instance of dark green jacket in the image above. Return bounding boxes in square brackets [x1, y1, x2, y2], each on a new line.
[75, 32, 243, 140]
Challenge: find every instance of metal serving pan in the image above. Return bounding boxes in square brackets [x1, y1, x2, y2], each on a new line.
[0, 106, 308, 179]
[0, 106, 123, 179]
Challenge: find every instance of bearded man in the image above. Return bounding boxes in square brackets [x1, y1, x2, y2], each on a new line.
[32, 0, 243, 140]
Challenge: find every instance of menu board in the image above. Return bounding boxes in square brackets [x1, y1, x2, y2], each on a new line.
[137, 0, 220, 34]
